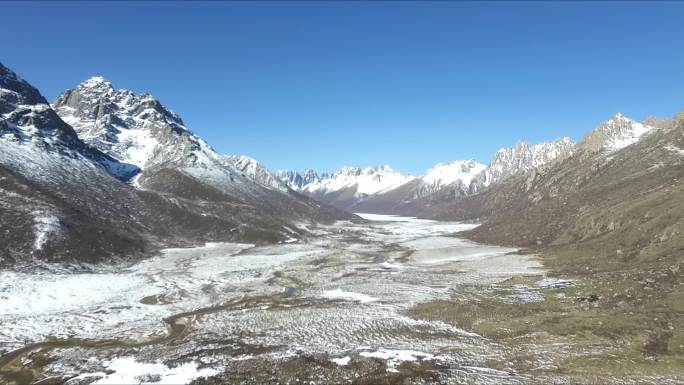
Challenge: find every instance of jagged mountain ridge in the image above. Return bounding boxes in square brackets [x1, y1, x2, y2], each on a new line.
[223, 155, 290, 192]
[470, 137, 575, 192]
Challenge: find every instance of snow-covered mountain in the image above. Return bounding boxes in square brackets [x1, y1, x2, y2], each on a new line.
[278, 161, 490, 212]
[52, 76, 311, 201]
[471, 138, 575, 190]
[283, 136, 578, 214]
[52, 76, 225, 177]
[578, 112, 657, 154]
[301, 165, 414, 196]
[276, 169, 323, 190]
[277, 166, 415, 210]
[414, 160, 486, 198]
[281, 140, 577, 213]
[346, 160, 485, 213]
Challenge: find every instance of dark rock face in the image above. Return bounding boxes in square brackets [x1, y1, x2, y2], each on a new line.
[0, 63, 80, 147]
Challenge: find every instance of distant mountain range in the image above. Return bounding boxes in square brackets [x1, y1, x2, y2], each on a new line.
[0, 63, 354, 268]
[277, 137, 575, 212]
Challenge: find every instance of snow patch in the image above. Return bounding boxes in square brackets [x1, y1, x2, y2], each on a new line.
[665, 144, 684, 156]
[31, 211, 60, 251]
[89, 356, 218, 385]
[331, 356, 351, 366]
[321, 289, 378, 303]
[359, 349, 436, 372]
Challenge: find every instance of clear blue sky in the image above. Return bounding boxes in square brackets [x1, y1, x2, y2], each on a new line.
[3, 1, 683, 174]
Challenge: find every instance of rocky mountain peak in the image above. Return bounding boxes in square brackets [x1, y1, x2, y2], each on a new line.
[52, 77, 214, 172]
[578, 113, 656, 154]
[222, 155, 289, 192]
[79, 76, 114, 92]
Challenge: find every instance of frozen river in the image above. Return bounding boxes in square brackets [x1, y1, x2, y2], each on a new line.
[0, 214, 546, 384]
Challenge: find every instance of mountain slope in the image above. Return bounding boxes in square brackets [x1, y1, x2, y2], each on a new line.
[418, 111, 681, 275]
[1, 64, 355, 268]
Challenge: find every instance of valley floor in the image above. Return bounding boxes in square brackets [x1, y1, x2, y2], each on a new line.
[0, 215, 681, 384]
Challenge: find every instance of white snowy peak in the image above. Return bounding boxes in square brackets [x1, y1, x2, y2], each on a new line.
[410, 160, 487, 198]
[421, 160, 487, 188]
[283, 165, 416, 197]
[52, 76, 221, 172]
[578, 112, 657, 154]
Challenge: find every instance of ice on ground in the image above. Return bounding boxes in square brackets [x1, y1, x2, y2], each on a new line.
[321, 289, 378, 303]
[85, 356, 218, 385]
[0, 242, 324, 348]
[665, 144, 684, 156]
[1, 212, 547, 383]
[403, 236, 517, 265]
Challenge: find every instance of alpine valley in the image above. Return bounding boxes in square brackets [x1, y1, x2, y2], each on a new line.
[1, 61, 682, 385]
